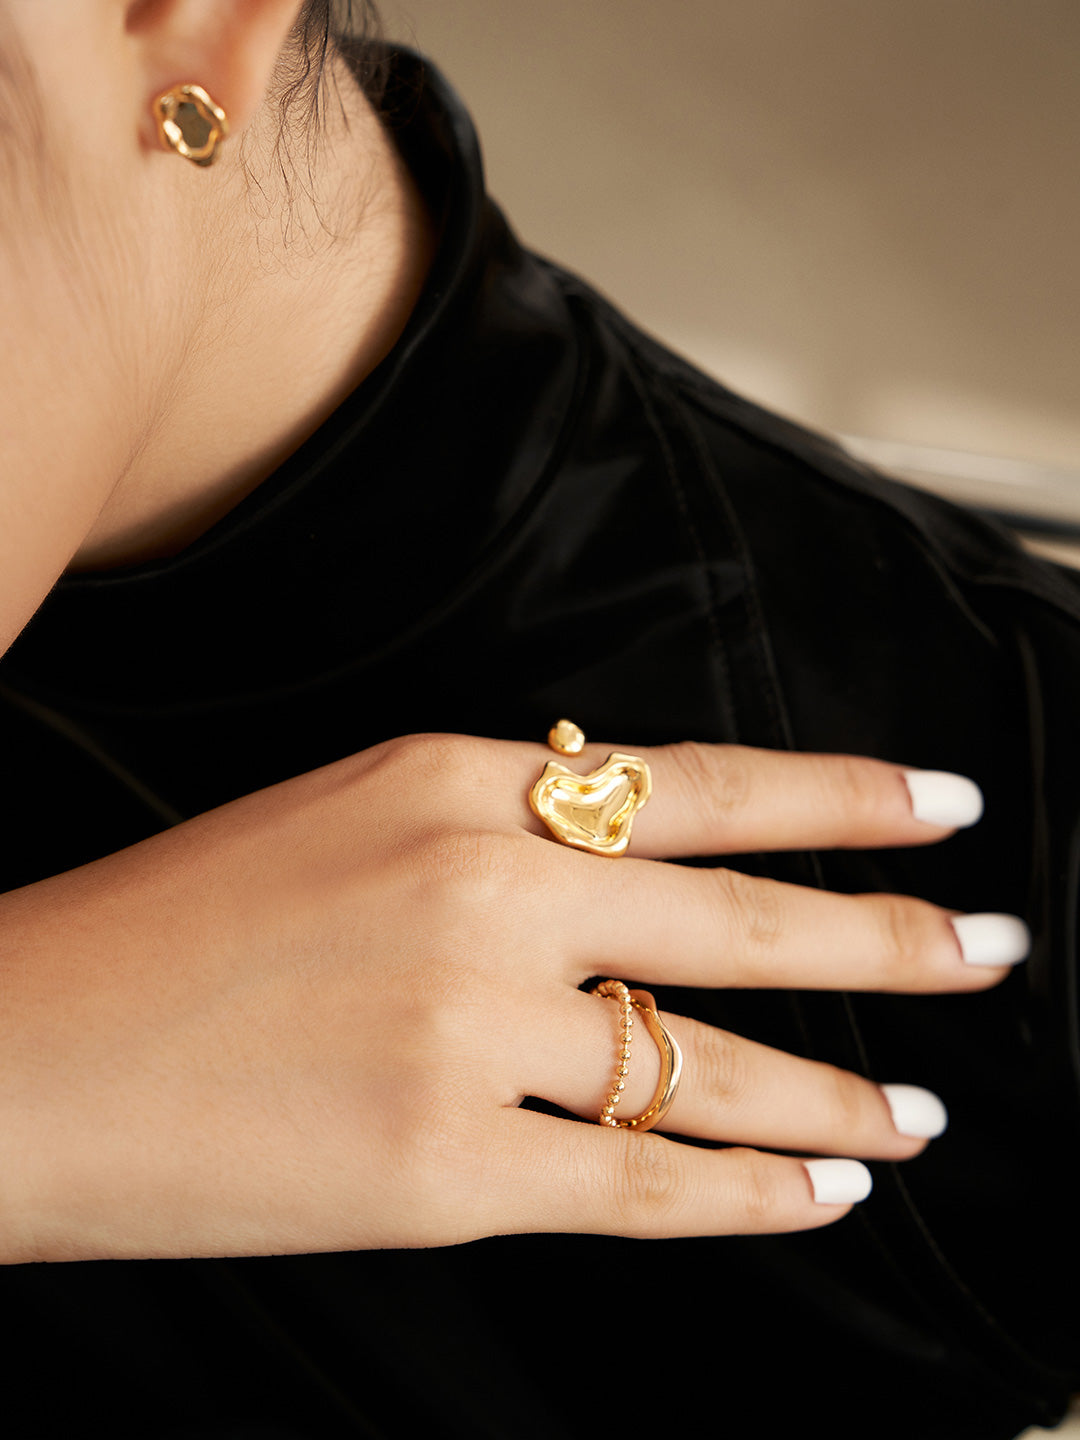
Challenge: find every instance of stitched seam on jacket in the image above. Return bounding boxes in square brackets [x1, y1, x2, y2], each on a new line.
[675, 382, 1080, 623]
[613, 343, 740, 742]
[551, 270, 1080, 625]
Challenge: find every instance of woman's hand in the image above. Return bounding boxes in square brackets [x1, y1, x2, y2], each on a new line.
[0, 734, 1026, 1262]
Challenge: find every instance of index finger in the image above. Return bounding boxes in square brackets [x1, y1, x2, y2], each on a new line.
[512, 740, 982, 858]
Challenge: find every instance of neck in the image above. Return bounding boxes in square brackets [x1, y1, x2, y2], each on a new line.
[71, 75, 433, 572]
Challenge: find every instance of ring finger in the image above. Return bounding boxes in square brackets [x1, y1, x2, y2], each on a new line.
[529, 988, 947, 1159]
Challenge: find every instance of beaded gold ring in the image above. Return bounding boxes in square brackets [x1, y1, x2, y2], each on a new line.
[590, 980, 683, 1131]
[591, 979, 636, 1125]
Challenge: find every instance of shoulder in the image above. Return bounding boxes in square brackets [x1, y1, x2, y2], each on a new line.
[535, 252, 1080, 635]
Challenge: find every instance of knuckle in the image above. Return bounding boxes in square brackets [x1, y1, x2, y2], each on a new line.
[372, 733, 491, 830]
[608, 1135, 685, 1237]
[669, 741, 752, 832]
[725, 1147, 780, 1226]
[824, 1065, 870, 1137]
[870, 893, 932, 973]
[819, 752, 880, 827]
[695, 1026, 752, 1121]
[824, 750, 866, 802]
[384, 731, 487, 784]
[710, 867, 784, 957]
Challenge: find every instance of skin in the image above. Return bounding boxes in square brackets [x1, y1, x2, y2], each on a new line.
[0, 0, 433, 628]
[0, 1, 1020, 1263]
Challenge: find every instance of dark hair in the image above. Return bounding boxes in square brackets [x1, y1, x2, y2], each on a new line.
[281, 1, 388, 128]
[258, 1, 388, 229]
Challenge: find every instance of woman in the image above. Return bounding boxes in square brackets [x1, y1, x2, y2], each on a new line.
[0, 2, 1076, 1436]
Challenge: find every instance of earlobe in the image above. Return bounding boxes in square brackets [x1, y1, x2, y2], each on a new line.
[127, 0, 305, 152]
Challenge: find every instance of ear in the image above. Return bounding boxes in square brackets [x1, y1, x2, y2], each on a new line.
[125, 0, 307, 147]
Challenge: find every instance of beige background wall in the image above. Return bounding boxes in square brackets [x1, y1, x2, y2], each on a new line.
[382, 0, 1079, 485]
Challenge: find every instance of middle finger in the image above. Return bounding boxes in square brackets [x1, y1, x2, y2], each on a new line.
[535, 841, 1029, 992]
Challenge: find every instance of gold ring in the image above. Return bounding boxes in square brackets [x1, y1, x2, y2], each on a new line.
[529, 719, 651, 858]
[591, 980, 683, 1131]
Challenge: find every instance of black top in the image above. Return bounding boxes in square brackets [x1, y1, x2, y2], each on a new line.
[1, 48, 1077, 1440]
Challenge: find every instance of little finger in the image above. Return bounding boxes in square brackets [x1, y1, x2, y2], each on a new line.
[484, 1108, 871, 1240]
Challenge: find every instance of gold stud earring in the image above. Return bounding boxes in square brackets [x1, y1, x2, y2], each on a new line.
[153, 84, 230, 168]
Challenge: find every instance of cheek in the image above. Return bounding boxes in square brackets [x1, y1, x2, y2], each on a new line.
[0, 151, 168, 477]
[0, 153, 179, 635]
[0, 8, 191, 635]
[0, 18, 180, 488]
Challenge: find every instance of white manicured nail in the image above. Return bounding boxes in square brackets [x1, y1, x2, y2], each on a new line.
[951, 913, 1030, 967]
[803, 1159, 873, 1205]
[902, 770, 984, 828]
[880, 1084, 948, 1138]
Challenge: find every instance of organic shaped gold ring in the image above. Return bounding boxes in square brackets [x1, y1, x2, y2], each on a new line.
[153, 84, 230, 167]
[591, 981, 683, 1130]
[529, 718, 651, 858]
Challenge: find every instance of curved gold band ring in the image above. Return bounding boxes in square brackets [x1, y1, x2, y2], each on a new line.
[529, 719, 651, 858]
[591, 980, 683, 1131]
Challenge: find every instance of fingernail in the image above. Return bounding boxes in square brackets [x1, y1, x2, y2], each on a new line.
[880, 1084, 948, 1138]
[803, 1159, 873, 1205]
[951, 913, 1030, 967]
[902, 770, 983, 828]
